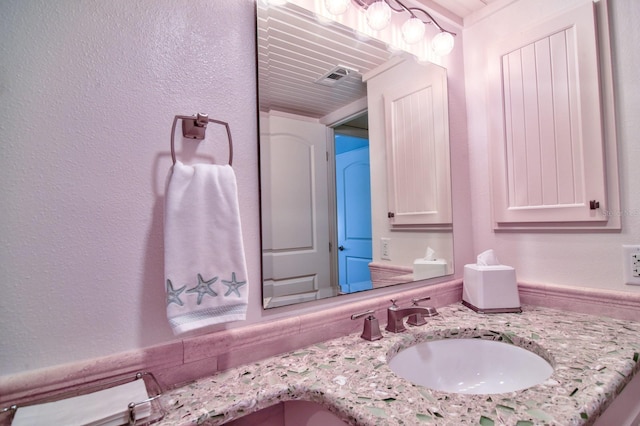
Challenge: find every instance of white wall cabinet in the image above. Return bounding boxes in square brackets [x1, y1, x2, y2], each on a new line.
[487, 1, 619, 230]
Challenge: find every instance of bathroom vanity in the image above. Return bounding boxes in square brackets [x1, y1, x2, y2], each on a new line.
[158, 303, 640, 425]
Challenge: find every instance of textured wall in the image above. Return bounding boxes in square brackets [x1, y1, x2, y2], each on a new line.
[0, 0, 262, 375]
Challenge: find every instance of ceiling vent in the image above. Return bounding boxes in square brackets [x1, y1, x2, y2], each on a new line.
[315, 65, 358, 86]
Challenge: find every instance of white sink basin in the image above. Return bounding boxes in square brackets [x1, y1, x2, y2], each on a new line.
[388, 338, 553, 394]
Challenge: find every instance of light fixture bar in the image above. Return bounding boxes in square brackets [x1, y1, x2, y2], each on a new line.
[321, 0, 456, 54]
[393, 0, 455, 35]
[352, 0, 456, 35]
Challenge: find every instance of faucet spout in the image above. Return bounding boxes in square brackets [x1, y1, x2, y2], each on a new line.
[385, 302, 438, 333]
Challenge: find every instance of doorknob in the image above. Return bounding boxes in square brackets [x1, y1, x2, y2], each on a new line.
[338, 245, 345, 251]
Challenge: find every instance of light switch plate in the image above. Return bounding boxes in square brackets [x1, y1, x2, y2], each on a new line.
[381, 238, 391, 260]
[623, 245, 640, 286]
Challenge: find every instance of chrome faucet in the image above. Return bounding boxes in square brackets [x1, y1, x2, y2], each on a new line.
[385, 297, 439, 333]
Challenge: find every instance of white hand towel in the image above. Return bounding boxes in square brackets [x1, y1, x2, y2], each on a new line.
[164, 161, 248, 335]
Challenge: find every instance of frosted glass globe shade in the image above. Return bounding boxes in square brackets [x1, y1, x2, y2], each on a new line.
[431, 31, 454, 55]
[401, 17, 425, 44]
[325, 0, 350, 15]
[366, 1, 392, 31]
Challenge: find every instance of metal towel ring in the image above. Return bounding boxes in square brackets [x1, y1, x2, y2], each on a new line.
[170, 113, 233, 166]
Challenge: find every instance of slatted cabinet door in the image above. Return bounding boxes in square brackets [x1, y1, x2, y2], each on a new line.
[370, 59, 452, 228]
[487, 1, 619, 229]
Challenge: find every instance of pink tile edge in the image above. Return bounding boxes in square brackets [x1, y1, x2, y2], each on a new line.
[2, 279, 638, 410]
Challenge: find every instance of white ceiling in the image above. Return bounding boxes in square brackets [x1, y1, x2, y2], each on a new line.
[257, 0, 499, 120]
[424, 0, 498, 20]
[257, 3, 392, 119]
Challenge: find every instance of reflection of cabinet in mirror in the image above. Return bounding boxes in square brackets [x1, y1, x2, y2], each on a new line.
[364, 57, 453, 288]
[366, 58, 452, 228]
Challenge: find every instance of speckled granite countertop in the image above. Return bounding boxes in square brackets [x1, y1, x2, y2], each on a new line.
[158, 304, 640, 425]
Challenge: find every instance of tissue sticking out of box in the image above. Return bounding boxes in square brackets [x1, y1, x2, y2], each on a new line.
[413, 247, 447, 280]
[477, 249, 500, 266]
[424, 247, 436, 261]
[462, 249, 521, 314]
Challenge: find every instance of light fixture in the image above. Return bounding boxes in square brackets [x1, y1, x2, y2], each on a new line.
[324, 0, 456, 54]
[324, 0, 350, 15]
[431, 31, 455, 56]
[366, 1, 392, 31]
[401, 17, 425, 44]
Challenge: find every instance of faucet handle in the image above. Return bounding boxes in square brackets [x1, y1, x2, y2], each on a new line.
[351, 309, 374, 320]
[389, 299, 399, 308]
[411, 296, 431, 305]
[351, 310, 383, 341]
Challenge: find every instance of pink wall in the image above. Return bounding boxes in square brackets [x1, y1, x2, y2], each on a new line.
[0, 0, 261, 376]
[0, 0, 472, 378]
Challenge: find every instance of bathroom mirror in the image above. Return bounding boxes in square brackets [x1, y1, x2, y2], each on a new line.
[257, 1, 454, 309]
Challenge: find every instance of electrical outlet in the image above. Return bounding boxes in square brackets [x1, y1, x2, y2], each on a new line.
[381, 238, 391, 260]
[623, 245, 640, 286]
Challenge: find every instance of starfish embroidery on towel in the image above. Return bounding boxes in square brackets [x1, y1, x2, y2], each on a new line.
[166, 279, 187, 306]
[186, 274, 218, 305]
[222, 272, 246, 297]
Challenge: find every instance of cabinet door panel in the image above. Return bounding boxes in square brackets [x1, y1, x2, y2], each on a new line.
[488, 2, 616, 227]
[383, 60, 452, 227]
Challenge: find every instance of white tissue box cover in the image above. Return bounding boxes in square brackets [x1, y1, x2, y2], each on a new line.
[462, 264, 520, 309]
[413, 259, 447, 281]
